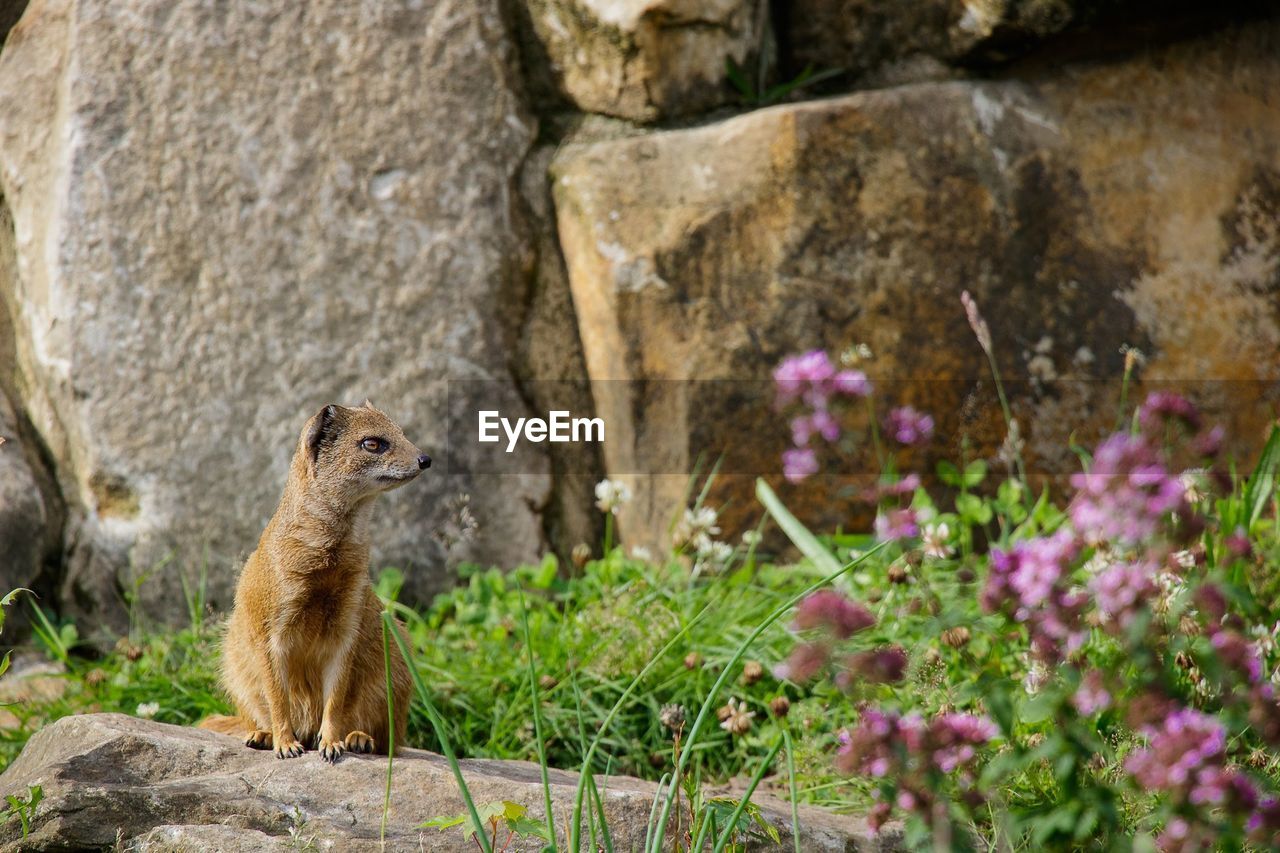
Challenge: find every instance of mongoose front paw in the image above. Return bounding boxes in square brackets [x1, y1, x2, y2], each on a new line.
[274, 737, 306, 759]
[319, 738, 345, 764]
[245, 730, 273, 750]
[344, 731, 375, 754]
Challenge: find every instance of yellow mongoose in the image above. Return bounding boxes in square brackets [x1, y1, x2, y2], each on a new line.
[199, 402, 430, 761]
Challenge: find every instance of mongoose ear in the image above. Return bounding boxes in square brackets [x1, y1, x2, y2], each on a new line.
[304, 404, 339, 474]
[363, 399, 375, 411]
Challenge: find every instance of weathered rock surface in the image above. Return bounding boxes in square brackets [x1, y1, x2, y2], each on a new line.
[777, 1, 1275, 87]
[0, 714, 892, 851]
[517, 0, 771, 121]
[0, 0, 552, 633]
[0, 389, 57, 616]
[552, 19, 1280, 548]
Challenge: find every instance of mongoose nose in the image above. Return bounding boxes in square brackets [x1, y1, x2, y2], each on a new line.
[417, 454, 431, 470]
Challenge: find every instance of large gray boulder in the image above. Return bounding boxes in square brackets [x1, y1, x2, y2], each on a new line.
[0, 714, 893, 851]
[0, 0, 554, 634]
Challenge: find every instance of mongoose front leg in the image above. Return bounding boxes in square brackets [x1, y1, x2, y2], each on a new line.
[317, 653, 356, 763]
[259, 641, 304, 759]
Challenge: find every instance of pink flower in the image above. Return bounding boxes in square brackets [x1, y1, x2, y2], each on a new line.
[773, 642, 829, 683]
[874, 508, 919, 543]
[1139, 391, 1202, 434]
[1090, 561, 1157, 631]
[793, 590, 875, 639]
[833, 369, 871, 396]
[1125, 708, 1256, 816]
[774, 350, 835, 405]
[839, 646, 909, 687]
[1070, 433, 1187, 545]
[883, 406, 935, 446]
[782, 447, 819, 483]
[1072, 670, 1112, 715]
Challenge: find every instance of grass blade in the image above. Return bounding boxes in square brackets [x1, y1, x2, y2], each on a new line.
[756, 479, 841, 575]
[1244, 424, 1280, 530]
[783, 725, 801, 853]
[380, 617, 396, 846]
[518, 587, 557, 850]
[382, 611, 492, 853]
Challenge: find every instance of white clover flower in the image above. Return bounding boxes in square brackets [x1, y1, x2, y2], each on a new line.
[1022, 661, 1049, 695]
[1251, 622, 1280, 657]
[673, 506, 720, 548]
[841, 343, 873, 365]
[1172, 549, 1196, 570]
[1180, 471, 1207, 504]
[594, 479, 632, 515]
[629, 545, 653, 562]
[741, 530, 762, 547]
[921, 522, 953, 559]
[136, 702, 160, 719]
[698, 540, 733, 564]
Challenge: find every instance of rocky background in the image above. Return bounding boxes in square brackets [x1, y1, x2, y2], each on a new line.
[0, 0, 1277, 638]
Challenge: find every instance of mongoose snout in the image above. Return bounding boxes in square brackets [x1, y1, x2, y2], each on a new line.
[198, 400, 426, 762]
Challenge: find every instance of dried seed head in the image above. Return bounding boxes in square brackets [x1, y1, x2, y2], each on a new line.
[769, 696, 791, 718]
[684, 652, 703, 670]
[659, 703, 686, 732]
[571, 543, 591, 569]
[742, 660, 765, 685]
[887, 564, 910, 584]
[538, 674, 558, 690]
[941, 626, 971, 648]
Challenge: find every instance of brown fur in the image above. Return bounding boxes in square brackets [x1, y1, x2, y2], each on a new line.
[198, 402, 427, 762]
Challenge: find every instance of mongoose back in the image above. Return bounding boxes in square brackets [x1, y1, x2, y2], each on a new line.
[199, 402, 430, 761]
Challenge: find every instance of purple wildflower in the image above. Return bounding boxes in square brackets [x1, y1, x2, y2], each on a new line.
[839, 646, 909, 687]
[833, 369, 871, 397]
[874, 508, 919, 543]
[1090, 561, 1157, 631]
[773, 641, 829, 683]
[1072, 670, 1112, 715]
[1069, 433, 1187, 545]
[774, 350, 836, 406]
[1140, 391, 1202, 434]
[1125, 708, 1256, 816]
[982, 531, 1087, 662]
[883, 406, 935, 446]
[1211, 630, 1264, 685]
[782, 447, 819, 483]
[793, 590, 875, 639]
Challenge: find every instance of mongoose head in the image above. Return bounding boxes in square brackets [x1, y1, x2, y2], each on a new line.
[298, 402, 431, 503]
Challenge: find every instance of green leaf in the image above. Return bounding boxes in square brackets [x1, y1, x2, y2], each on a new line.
[1244, 423, 1280, 530]
[0, 651, 10, 680]
[508, 817, 553, 840]
[963, 460, 988, 487]
[937, 461, 962, 487]
[529, 554, 558, 589]
[756, 479, 841, 575]
[499, 801, 526, 822]
[956, 493, 993, 525]
[419, 814, 468, 832]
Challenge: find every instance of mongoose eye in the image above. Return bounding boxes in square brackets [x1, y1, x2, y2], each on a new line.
[360, 437, 388, 454]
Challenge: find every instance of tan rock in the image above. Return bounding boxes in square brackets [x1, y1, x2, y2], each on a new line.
[0, 0, 551, 632]
[0, 713, 893, 851]
[552, 20, 1280, 550]
[520, 0, 771, 121]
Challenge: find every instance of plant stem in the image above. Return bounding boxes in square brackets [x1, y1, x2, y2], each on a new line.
[647, 543, 887, 852]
